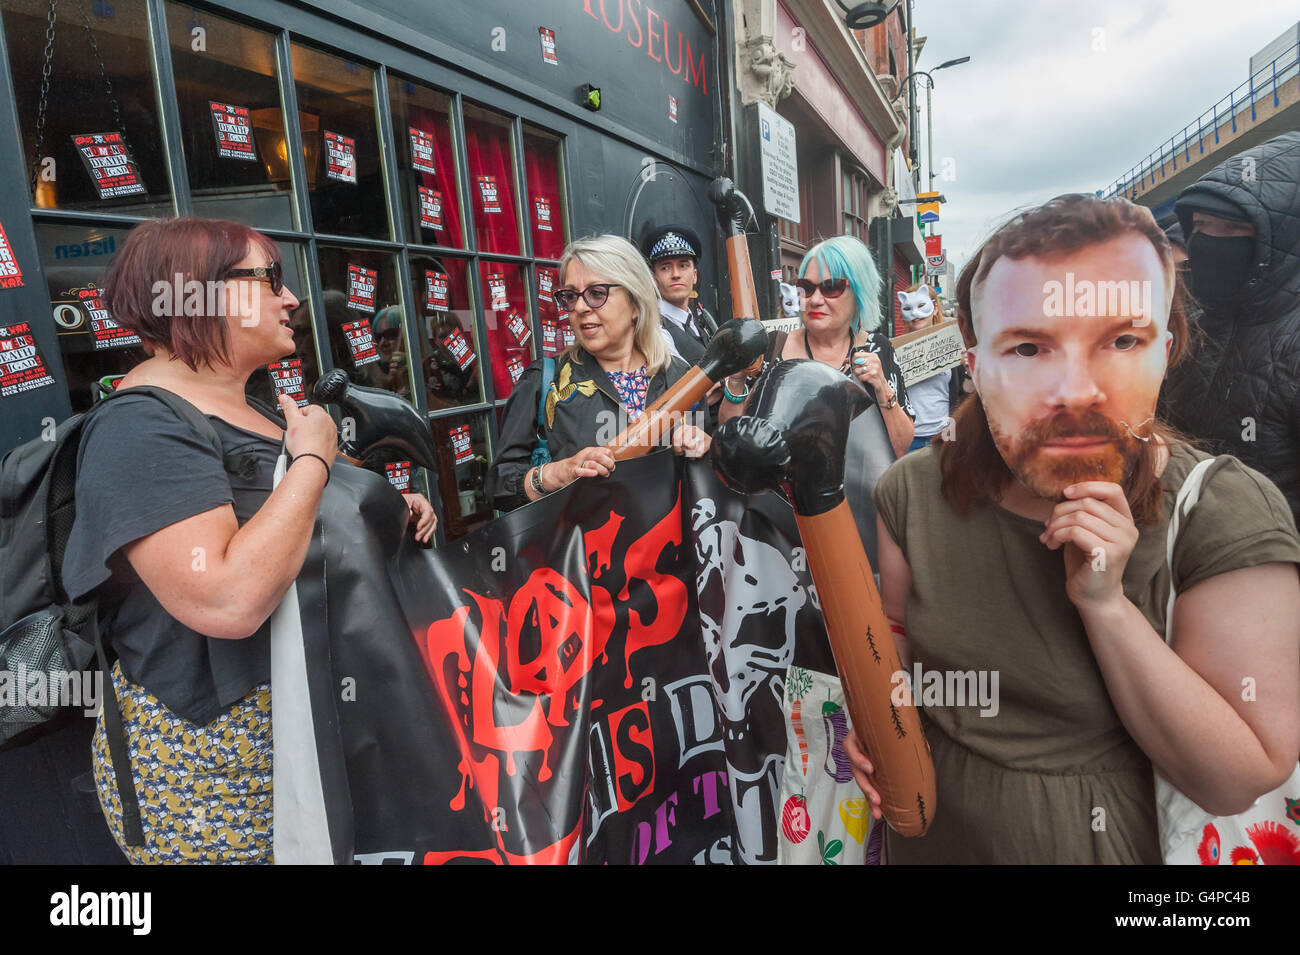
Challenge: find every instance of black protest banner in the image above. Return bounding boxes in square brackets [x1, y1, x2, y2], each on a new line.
[295, 453, 846, 864]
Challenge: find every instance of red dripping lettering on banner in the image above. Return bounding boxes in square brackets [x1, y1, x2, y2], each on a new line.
[608, 700, 655, 811]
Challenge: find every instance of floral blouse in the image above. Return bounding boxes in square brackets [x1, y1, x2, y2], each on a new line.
[607, 365, 650, 421]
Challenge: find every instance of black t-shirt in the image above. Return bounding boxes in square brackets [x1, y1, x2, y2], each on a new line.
[62, 392, 283, 725]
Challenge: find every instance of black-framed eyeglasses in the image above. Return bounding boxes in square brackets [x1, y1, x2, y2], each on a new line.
[226, 261, 284, 296]
[795, 277, 849, 299]
[554, 283, 620, 311]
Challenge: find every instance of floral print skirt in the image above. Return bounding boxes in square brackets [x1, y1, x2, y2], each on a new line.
[92, 662, 273, 864]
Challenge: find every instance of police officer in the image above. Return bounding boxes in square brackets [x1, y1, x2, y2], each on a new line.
[641, 225, 718, 364]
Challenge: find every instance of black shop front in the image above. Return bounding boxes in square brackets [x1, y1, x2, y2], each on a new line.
[0, 0, 733, 544]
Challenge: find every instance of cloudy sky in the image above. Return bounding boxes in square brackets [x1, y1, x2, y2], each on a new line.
[911, 0, 1299, 272]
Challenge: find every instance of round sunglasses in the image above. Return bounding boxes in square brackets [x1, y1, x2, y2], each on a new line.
[554, 283, 621, 311]
[794, 277, 849, 299]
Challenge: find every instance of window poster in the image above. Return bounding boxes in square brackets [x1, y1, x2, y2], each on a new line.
[449, 424, 474, 465]
[0, 322, 57, 397]
[0, 222, 24, 290]
[668, 96, 678, 124]
[534, 197, 553, 232]
[477, 175, 502, 214]
[268, 359, 307, 406]
[342, 319, 380, 366]
[418, 186, 445, 231]
[425, 270, 449, 311]
[507, 355, 525, 385]
[442, 327, 476, 371]
[486, 272, 509, 311]
[562, 324, 576, 349]
[71, 131, 146, 199]
[347, 264, 377, 312]
[324, 130, 358, 184]
[209, 102, 257, 162]
[505, 310, 531, 347]
[385, 460, 412, 491]
[409, 126, 436, 174]
[537, 267, 555, 303]
[78, 286, 141, 349]
[539, 27, 558, 65]
[541, 319, 559, 356]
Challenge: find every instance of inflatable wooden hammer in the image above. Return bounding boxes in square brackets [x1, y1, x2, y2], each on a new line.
[711, 358, 936, 837]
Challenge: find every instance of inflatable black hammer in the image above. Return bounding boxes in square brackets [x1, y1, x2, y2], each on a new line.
[312, 369, 439, 473]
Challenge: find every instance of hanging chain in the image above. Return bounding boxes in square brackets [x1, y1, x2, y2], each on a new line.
[29, 0, 58, 196]
[81, 0, 127, 144]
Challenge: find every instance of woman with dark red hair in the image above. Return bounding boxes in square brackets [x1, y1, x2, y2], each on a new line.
[61, 217, 433, 863]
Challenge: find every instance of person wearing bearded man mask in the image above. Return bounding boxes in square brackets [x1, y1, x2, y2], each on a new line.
[1159, 131, 1300, 526]
[843, 194, 1300, 864]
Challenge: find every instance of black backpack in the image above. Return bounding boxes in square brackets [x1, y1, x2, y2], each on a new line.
[0, 386, 222, 845]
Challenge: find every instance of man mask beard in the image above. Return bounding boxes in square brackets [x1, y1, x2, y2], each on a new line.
[988, 409, 1144, 502]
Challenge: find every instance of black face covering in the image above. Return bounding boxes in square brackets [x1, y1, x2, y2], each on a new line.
[1187, 231, 1254, 308]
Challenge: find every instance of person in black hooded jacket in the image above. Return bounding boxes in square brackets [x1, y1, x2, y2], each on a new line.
[1159, 131, 1300, 524]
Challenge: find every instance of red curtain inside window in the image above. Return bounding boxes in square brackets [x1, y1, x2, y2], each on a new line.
[523, 133, 564, 261]
[464, 117, 520, 256]
[408, 105, 464, 248]
[480, 262, 532, 399]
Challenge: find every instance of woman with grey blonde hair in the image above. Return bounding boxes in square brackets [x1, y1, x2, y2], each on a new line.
[486, 234, 711, 510]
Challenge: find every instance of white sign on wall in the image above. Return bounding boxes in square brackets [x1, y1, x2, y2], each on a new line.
[757, 102, 799, 223]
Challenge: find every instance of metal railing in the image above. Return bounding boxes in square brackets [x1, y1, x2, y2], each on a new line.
[1101, 38, 1300, 199]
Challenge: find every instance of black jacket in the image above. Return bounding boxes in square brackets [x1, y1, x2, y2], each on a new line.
[486, 348, 693, 511]
[1160, 131, 1300, 521]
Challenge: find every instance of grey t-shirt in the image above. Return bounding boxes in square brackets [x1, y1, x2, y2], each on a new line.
[63, 392, 283, 726]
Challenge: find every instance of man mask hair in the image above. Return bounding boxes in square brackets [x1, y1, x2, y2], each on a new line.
[940, 195, 1190, 526]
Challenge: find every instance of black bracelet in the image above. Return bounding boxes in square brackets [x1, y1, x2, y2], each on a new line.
[290, 452, 331, 486]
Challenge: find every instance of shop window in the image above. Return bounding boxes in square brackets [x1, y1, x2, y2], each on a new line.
[842, 167, 871, 243]
[316, 246, 409, 399]
[3, 0, 171, 216]
[37, 222, 143, 413]
[244, 243, 320, 409]
[411, 254, 482, 411]
[462, 104, 521, 256]
[291, 43, 388, 239]
[388, 75, 464, 250]
[521, 124, 566, 261]
[430, 411, 491, 541]
[478, 260, 534, 402]
[535, 263, 572, 361]
[165, 4, 294, 230]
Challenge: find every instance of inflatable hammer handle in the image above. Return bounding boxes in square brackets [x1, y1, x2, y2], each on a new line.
[605, 367, 714, 461]
[794, 503, 936, 837]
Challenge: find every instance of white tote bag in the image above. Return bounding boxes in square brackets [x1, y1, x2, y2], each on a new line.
[1156, 457, 1300, 865]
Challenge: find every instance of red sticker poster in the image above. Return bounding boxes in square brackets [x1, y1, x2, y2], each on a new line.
[324, 130, 357, 184]
[77, 286, 140, 350]
[505, 310, 531, 347]
[0, 223, 24, 289]
[541, 320, 559, 356]
[477, 175, 502, 213]
[409, 127, 436, 174]
[347, 264, 377, 313]
[539, 27, 558, 65]
[208, 102, 257, 162]
[418, 187, 444, 231]
[449, 424, 474, 465]
[425, 270, 449, 311]
[668, 96, 678, 124]
[537, 267, 555, 303]
[507, 355, 525, 385]
[71, 131, 146, 199]
[534, 197, 553, 233]
[384, 460, 411, 492]
[487, 272, 508, 310]
[562, 324, 576, 348]
[442, 327, 477, 371]
[343, 319, 380, 367]
[267, 359, 307, 407]
[0, 322, 56, 397]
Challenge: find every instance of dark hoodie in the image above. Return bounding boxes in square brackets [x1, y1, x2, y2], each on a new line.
[1160, 131, 1300, 523]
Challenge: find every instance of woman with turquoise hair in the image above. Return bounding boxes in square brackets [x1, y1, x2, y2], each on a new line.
[720, 234, 915, 564]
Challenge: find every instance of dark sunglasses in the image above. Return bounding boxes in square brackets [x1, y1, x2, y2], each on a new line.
[227, 261, 284, 296]
[795, 277, 849, 299]
[554, 283, 620, 311]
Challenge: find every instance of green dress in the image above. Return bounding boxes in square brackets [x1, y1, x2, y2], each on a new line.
[872, 443, 1300, 864]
